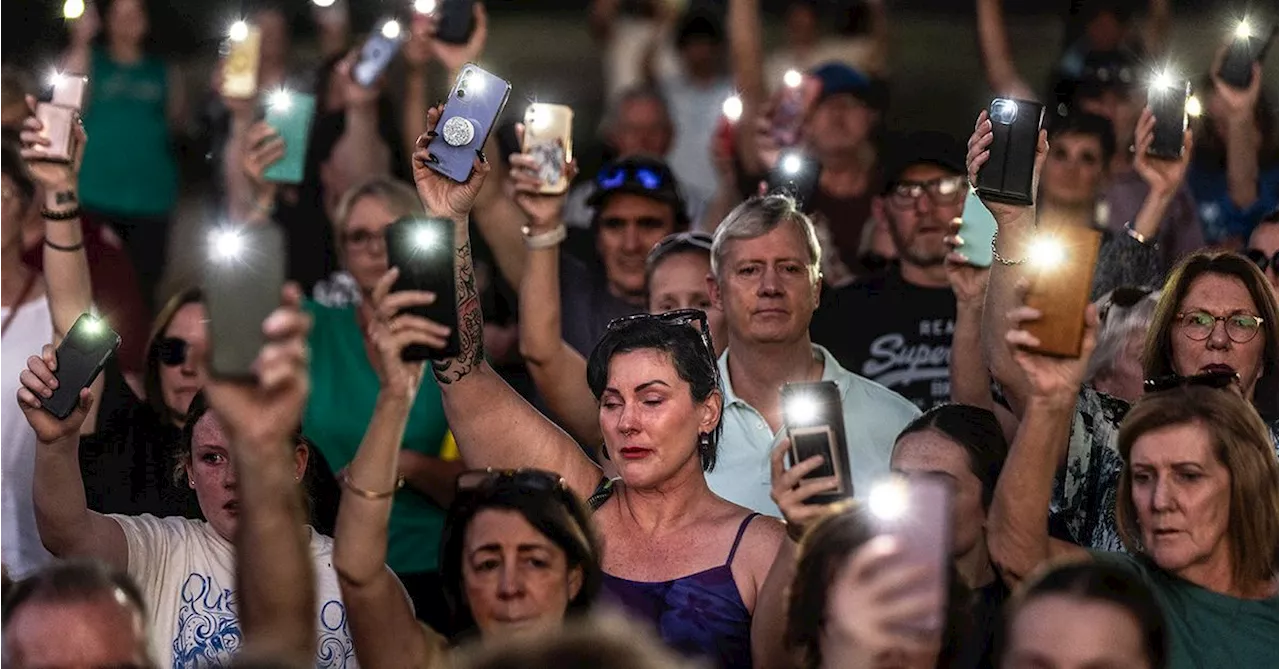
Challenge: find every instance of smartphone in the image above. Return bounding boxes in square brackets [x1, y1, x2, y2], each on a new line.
[41, 314, 121, 420]
[50, 74, 88, 111]
[202, 223, 286, 378]
[31, 103, 76, 163]
[522, 103, 574, 195]
[766, 151, 822, 210]
[1147, 79, 1189, 160]
[427, 64, 511, 183]
[221, 25, 262, 100]
[385, 216, 460, 360]
[433, 0, 476, 45]
[353, 22, 405, 88]
[975, 98, 1044, 206]
[956, 188, 997, 268]
[1023, 225, 1103, 358]
[782, 380, 853, 503]
[771, 72, 807, 147]
[1218, 23, 1278, 89]
[262, 91, 316, 184]
[868, 475, 952, 636]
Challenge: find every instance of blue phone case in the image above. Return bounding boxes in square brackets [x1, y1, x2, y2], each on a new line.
[427, 64, 511, 183]
[353, 32, 403, 88]
[263, 92, 316, 185]
[957, 188, 997, 268]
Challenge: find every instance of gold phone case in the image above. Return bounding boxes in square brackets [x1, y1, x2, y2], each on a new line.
[1024, 225, 1103, 358]
[221, 26, 263, 100]
[522, 103, 574, 195]
[51, 75, 88, 111]
[33, 103, 75, 163]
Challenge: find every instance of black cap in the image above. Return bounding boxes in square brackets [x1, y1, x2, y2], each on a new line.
[880, 131, 967, 191]
[588, 155, 689, 228]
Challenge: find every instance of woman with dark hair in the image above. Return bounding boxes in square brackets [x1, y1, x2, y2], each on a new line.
[1000, 561, 1168, 669]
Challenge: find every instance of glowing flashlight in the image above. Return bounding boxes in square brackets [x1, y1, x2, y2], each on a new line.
[82, 315, 104, 336]
[783, 69, 803, 89]
[526, 104, 550, 131]
[211, 228, 246, 262]
[868, 477, 909, 522]
[1027, 236, 1065, 269]
[412, 226, 440, 251]
[414, 0, 438, 14]
[781, 153, 803, 175]
[381, 19, 402, 40]
[1186, 95, 1202, 118]
[1236, 19, 1253, 40]
[267, 89, 293, 111]
[1152, 70, 1175, 91]
[722, 95, 743, 123]
[229, 20, 250, 42]
[785, 395, 818, 424]
[312, 0, 336, 7]
[48, 70, 66, 90]
[63, 0, 85, 20]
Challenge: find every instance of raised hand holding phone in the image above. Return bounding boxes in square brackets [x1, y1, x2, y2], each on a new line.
[769, 437, 845, 540]
[427, 2, 488, 74]
[19, 95, 87, 195]
[1133, 107, 1193, 197]
[1006, 282, 1101, 400]
[966, 108, 1049, 225]
[508, 121, 579, 226]
[367, 268, 453, 394]
[412, 104, 491, 219]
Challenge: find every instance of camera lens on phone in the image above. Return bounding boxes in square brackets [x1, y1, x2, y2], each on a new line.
[456, 88, 467, 99]
[991, 99, 1018, 125]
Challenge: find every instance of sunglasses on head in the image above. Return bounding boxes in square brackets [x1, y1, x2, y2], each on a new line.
[1143, 370, 1240, 394]
[455, 468, 567, 495]
[647, 231, 713, 267]
[596, 164, 670, 192]
[607, 308, 715, 361]
[1245, 248, 1279, 273]
[156, 337, 190, 367]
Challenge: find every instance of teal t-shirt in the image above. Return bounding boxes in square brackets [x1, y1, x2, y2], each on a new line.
[78, 47, 178, 217]
[303, 301, 450, 574]
[1095, 552, 1279, 669]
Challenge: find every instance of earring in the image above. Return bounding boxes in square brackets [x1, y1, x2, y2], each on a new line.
[188, 479, 195, 487]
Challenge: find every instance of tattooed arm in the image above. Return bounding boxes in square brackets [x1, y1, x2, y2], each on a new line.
[406, 109, 603, 500]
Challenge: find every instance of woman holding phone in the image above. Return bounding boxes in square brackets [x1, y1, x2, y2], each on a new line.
[382, 105, 794, 668]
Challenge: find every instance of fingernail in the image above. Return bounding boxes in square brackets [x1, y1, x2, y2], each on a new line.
[475, 149, 487, 163]
[426, 130, 438, 138]
[952, 234, 965, 246]
[426, 154, 440, 165]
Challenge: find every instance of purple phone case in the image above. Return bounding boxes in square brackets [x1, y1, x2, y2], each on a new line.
[426, 64, 511, 183]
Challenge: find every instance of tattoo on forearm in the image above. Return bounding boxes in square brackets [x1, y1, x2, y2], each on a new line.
[432, 239, 486, 384]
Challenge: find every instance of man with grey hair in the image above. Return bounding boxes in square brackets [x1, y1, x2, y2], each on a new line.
[705, 194, 919, 516]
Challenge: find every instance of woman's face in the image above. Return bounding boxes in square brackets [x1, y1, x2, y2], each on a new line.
[1040, 133, 1107, 210]
[648, 252, 726, 357]
[1092, 331, 1146, 403]
[184, 411, 309, 542]
[599, 349, 720, 488]
[158, 303, 208, 418]
[891, 430, 986, 560]
[1003, 594, 1150, 669]
[1129, 421, 1233, 584]
[340, 195, 398, 294]
[106, 0, 149, 46]
[1168, 273, 1267, 398]
[462, 508, 582, 636]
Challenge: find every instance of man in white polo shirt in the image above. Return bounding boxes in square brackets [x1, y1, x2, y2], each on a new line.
[705, 194, 919, 516]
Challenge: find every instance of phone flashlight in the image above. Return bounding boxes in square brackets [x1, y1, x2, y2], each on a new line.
[82, 314, 105, 336]
[1236, 18, 1253, 40]
[229, 20, 250, 42]
[1027, 236, 1065, 269]
[1150, 69, 1177, 91]
[526, 104, 550, 131]
[990, 98, 1019, 125]
[313, 0, 337, 7]
[785, 395, 818, 424]
[211, 228, 246, 262]
[783, 69, 803, 89]
[412, 225, 441, 251]
[48, 70, 66, 90]
[267, 89, 293, 111]
[1186, 95, 1203, 118]
[63, 0, 85, 19]
[381, 19, 402, 40]
[722, 95, 743, 123]
[414, 0, 438, 14]
[781, 153, 804, 176]
[868, 477, 909, 521]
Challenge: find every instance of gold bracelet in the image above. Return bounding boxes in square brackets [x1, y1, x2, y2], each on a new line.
[340, 471, 404, 500]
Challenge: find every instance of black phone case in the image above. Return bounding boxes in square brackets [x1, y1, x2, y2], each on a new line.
[976, 98, 1044, 206]
[426, 63, 511, 183]
[42, 314, 121, 420]
[435, 0, 476, 45]
[765, 153, 823, 211]
[1148, 80, 1189, 160]
[203, 224, 286, 379]
[385, 216, 460, 361]
[1218, 27, 1277, 89]
[782, 380, 853, 503]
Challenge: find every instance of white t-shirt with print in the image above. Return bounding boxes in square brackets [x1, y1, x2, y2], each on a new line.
[111, 514, 358, 669]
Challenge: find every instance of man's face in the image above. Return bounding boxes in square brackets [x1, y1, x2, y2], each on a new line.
[805, 94, 876, 155]
[3, 596, 151, 669]
[679, 37, 722, 79]
[610, 97, 672, 157]
[1041, 132, 1108, 209]
[879, 164, 965, 269]
[711, 222, 820, 345]
[1077, 89, 1141, 155]
[596, 193, 678, 301]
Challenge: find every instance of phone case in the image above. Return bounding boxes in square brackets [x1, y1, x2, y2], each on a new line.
[203, 223, 286, 379]
[41, 314, 121, 420]
[872, 475, 952, 636]
[51, 75, 88, 110]
[783, 380, 853, 503]
[353, 30, 404, 88]
[385, 217, 460, 360]
[221, 26, 262, 100]
[427, 64, 511, 183]
[976, 98, 1044, 206]
[434, 0, 476, 45]
[766, 152, 822, 210]
[1023, 225, 1103, 358]
[262, 92, 316, 184]
[771, 83, 806, 147]
[522, 103, 574, 195]
[32, 103, 75, 163]
[1148, 80, 1189, 160]
[956, 188, 997, 268]
[1218, 26, 1277, 89]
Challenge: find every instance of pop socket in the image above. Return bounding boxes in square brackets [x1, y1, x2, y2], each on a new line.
[441, 117, 475, 147]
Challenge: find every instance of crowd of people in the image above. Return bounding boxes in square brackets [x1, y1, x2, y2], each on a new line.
[2, 0, 1278, 668]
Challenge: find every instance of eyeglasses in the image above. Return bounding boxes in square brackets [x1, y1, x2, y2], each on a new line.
[647, 231, 713, 270]
[1245, 248, 1279, 273]
[343, 229, 386, 251]
[455, 468, 566, 494]
[156, 337, 190, 367]
[887, 175, 967, 209]
[1099, 285, 1155, 323]
[596, 164, 671, 192]
[1175, 310, 1265, 343]
[1143, 369, 1240, 394]
[607, 308, 716, 366]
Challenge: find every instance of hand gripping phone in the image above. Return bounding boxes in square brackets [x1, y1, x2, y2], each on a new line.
[522, 103, 574, 195]
[220, 24, 262, 100]
[1148, 78, 1189, 160]
[202, 223, 286, 379]
[427, 64, 511, 183]
[1219, 22, 1278, 89]
[432, 0, 477, 45]
[31, 74, 88, 163]
[782, 380, 853, 503]
[41, 313, 121, 420]
[868, 475, 953, 636]
[1023, 225, 1103, 358]
[766, 151, 822, 210]
[353, 20, 405, 88]
[956, 188, 997, 268]
[385, 216, 460, 361]
[262, 90, 316, 184]
[975, 98, 1044, 206]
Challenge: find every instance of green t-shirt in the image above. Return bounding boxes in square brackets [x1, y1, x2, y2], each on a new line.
[303, 301, 450, 574]
[1096, 552, 1279, 669]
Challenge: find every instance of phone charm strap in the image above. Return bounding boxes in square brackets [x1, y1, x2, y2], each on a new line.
[1, 271, 38, 337]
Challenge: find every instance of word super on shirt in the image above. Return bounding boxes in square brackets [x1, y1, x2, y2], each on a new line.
[810, 266, 958, 411]
[111, 515, 357, 668]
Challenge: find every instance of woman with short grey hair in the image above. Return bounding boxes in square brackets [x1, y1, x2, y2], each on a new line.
[1085, 287, 1161, 403]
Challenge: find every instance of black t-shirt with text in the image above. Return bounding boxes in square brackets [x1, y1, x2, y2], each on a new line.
[810, 265, 957, 410]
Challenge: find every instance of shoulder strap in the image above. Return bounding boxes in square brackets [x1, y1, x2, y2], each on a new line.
[587, 477, 615, 512]
[725, 512, 761, 566]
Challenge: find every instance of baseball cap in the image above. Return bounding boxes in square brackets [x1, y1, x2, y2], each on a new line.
[880, 131, 967, 192]
[1073, 49, 1140, 99]
[588, 155, 690, 229]
[809, 61, 888, 110]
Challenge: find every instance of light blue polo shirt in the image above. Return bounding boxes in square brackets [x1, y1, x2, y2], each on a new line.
[706, 345, 922, 517]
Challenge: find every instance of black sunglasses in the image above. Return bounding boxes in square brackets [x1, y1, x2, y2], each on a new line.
[156, 337, 190, 367]
[455, 468, 566, 494]
[1143, 370, 1240, 394]
[607, 308, 716, 363]
[1099, 285, 1155, 323]
[1245, 248, 1279, 273]
[647, 231, 713, 270]
[596, 164, 671, 192]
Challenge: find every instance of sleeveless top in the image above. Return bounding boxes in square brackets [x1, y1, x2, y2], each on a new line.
[592, 479, 758, 668]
